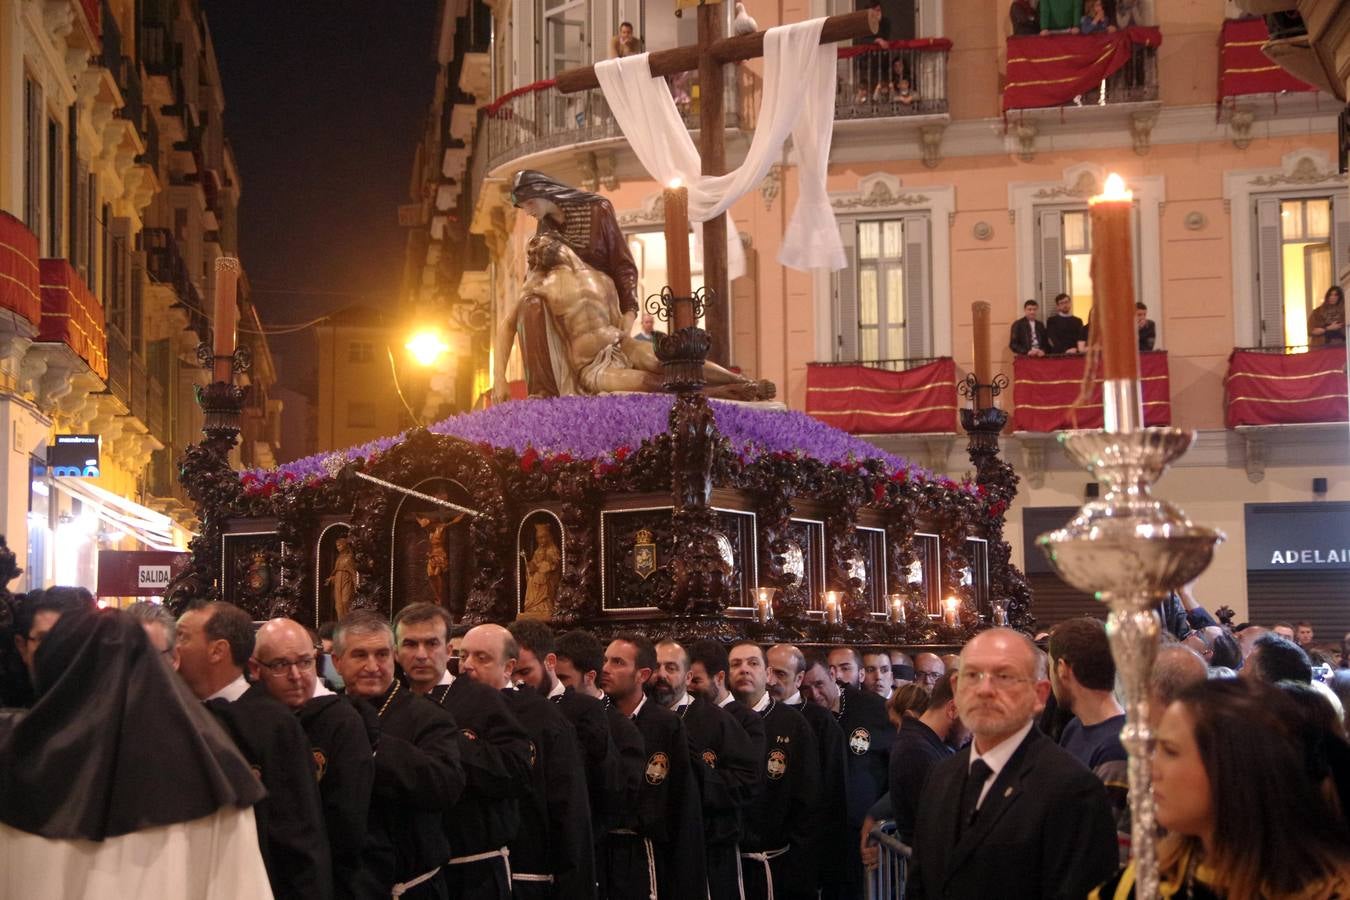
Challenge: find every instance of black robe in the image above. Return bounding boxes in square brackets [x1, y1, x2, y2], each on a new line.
[742, 698, 820, 900]
[620, 697, 707, 899]
[833, 686, 895, 900]
[208, 682, 333, 900]
[786, 697, 850, 898]
[552, 685, 625, 841]
[296, 692, 375, 900]
[427, 677, 531, 900]
[502, 686, 595, 898]
[351, 682, 464, 900]
[678, 695, 763, 900]
[602, 701, 647, 832]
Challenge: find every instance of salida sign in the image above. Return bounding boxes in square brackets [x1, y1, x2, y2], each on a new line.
[1245, 502, 1350, 572]
[97, 550, 190, 597]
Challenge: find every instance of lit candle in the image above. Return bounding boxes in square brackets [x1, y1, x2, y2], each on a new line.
[212, 257, 241, 383]
[662, 178, 693, 328]
[756, 586, 775, 624]
[992, 598, 1008, 627]
[888, 593, 906, 627]
[943, 596, 959, 627]
[824, 590, 841, 625]
[1088, 174, 1139, 385]
[972, 300, 992, 408]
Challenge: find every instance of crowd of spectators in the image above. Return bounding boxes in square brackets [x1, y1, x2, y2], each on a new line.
[1, 584, 1347, 898]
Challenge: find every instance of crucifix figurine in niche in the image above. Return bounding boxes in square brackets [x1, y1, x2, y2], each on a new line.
[414, 511, 469, 620]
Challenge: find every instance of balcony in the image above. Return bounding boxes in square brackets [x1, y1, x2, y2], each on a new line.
[806, 357, 958, 434]
[141, 228, 209, 339]
[1225, 345, 1348, 427]
[834, 40, 950, 121]
[0, 211, 43, 333]
[1003, 27, 1160, 114]
[1011, 351, 1171, 431]
[483, 65, 760, 175]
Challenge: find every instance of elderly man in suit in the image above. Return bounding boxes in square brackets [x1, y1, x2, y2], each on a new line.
[1009, 300, 1048, 356]
[909, 629, 1116, 899]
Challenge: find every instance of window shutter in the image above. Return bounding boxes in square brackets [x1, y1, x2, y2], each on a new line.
[50, 120, 63, 261]
[902, 213, 931, 357]
[1255, 196, 1284, 348]
[834, 221, 859, 361]
[1037, 208, 1064, 307]
[511, 0, 532, 88]
[25, 80, 42, 236]
[1333, 193, 1350, 288]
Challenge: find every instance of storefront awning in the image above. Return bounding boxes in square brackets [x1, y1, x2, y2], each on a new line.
[52, 478, 183, 551]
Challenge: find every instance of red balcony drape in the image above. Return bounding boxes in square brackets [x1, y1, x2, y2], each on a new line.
[0, 212, 42, 328]
[1003, 26, 1162, 113]
[1218, 17, 1315, 102]
[39, 258, 108, 381]
[806, 358, 957, 434]
[1012, 351, 1171, 431]
[1225, 346, 1347, 427]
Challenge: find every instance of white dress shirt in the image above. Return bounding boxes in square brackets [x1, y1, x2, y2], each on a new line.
[968, 719, 1034, 809]
[205, 674, 249, 703]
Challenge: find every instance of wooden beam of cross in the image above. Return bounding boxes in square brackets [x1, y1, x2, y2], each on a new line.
[555, 7, 880, 366]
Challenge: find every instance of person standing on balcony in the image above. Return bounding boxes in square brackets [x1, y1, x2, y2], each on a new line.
[1308, 285, 1345, 346]
[1010, 300, 1049, 356]
[1079, 0, 1117, 34]
[1135, 302, 1156, 351]
[1010, 0, 1040, 35]
[610, 21, 643, 59]
[1045, 293, 1087, 355]
[1039, 0, 1080, 33]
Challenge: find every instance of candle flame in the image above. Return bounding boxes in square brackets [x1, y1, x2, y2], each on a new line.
[1092, 173, 1133, 204]
[944, 596, 959, 610]
[667, 177, 684, 190]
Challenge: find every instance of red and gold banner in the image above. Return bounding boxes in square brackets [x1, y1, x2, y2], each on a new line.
[39, 258, 108, 381]
[1003, 26, 1162, 113]
[1012, 351, 1171, 431]
[1225, 346, 1347, 427]
[1219, 17, 1315, 101]
[0, 212, 41, 329]
[806, 358, 957, 435]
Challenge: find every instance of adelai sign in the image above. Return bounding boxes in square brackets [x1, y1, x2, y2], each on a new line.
[1245, 502, 1350, 572]
[43, 434, 101, 478]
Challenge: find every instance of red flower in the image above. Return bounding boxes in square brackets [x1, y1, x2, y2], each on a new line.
[613, 446, 631, 461]
[519, 447, 540, 472]
[873, 482, 887, 504]
[989, 500, 1008, 518]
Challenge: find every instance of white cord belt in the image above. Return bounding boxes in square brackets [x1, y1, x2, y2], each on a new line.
[446, 845, 511, 884]
[608, 829, 658, 900]
[739, 846, 789, 900]
[390, 865, 442, 897]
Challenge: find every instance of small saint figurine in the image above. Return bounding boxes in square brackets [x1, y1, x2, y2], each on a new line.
[324, 536, 358, 620]
[520, 522, 561, 620]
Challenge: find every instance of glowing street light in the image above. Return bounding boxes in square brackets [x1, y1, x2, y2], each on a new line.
[405, 329, 450, 367]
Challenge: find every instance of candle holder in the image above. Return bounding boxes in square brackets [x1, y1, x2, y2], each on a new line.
[1038, 426, 1223, 900]
[957, 371, 1009, 412]
[822, 590, 843, 626]
[755, 586, 776, 625]
[991, 597, 1008, 627]
[193, 342, 253, 452]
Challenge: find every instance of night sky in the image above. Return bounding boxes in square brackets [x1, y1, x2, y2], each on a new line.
[201, 0, 441, 390]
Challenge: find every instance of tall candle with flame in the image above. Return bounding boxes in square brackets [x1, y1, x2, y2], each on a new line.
[943, 596, 959, 627]
[212, 257, 240, 384]
[1089, 174, 1143, 431]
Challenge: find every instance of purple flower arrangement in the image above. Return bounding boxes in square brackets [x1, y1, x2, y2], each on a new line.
[243, 394, 964, 495]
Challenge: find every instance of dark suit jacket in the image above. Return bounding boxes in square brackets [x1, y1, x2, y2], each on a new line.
[1009, 318, 1048, 355]
[1138, 319, 1156, 351]
[910, 726, 1117, 900]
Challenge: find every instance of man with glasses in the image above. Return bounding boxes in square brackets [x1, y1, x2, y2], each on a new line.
[913, 652, 946, 694]
[177, 602, 332, 900]
[909, 629, 1116, 899]
[253, 617, 373, 900]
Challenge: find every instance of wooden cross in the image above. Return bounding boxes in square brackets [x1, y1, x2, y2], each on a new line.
[555, 6, 879, 364]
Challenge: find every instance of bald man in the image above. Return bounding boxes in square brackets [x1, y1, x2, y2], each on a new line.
[1148, 645, 1207, 730]
[253, 618, 373, 900]
[460, 624, 594, 898]
[909, 629, 1116, 899]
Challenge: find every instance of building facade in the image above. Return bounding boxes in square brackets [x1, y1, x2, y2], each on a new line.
[0, 0, 278, 596]
[437, 0, 1350, 633]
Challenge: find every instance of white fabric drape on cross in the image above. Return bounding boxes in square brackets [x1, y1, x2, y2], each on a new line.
[594, 17, 846, 278]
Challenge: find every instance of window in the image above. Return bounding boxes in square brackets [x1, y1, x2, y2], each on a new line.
[347, 401, 377, 428]
[348, 341, 374, 364]
[1253, 195, 1348, 348]
[24, 76, 42, 236]
[46, 116, 63, 257]
[539, 0, 588, 78]
[624, 229, 705, 333]
[1035, 205, 1140, 322]
[833, 215, 931, 362]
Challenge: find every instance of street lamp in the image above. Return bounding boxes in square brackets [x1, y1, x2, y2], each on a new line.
[405, 328, 450, 367]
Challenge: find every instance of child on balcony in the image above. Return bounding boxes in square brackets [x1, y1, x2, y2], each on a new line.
[1079, 0, 1117, 34]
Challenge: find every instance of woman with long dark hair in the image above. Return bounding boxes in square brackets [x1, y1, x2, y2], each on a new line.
[1093, 679, 1350, 899]
[1309, 284, 1346, 346]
